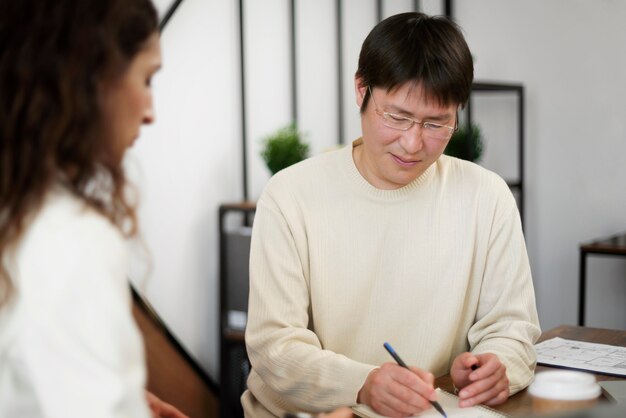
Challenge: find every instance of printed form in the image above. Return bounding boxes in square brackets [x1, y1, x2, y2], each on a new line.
[535, 337, 626, 377]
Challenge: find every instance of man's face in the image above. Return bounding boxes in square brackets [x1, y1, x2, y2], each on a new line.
[353, 78, 458, 190]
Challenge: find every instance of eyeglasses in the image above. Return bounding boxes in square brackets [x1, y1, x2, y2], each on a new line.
[368, 86, 457, 141]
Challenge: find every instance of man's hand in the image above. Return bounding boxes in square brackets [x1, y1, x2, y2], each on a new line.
[450, 352, 509, 407]
[357, 363, 438, 417]
[146, 391, 189, 418]
[318, 407, 353, 417]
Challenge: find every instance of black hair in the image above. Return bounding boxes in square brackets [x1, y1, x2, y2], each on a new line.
[356, 12, 474, 112]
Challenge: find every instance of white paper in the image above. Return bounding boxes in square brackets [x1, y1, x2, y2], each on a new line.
[352, 389, 507, 417]
[535, 337, 626, 377]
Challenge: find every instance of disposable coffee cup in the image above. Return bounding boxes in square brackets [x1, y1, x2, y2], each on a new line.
[528, 370, 601, 415]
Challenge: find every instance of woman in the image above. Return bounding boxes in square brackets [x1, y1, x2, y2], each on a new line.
[0, 0, 184, 416]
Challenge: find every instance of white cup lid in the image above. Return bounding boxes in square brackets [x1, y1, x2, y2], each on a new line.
[528, 370, 601, 401]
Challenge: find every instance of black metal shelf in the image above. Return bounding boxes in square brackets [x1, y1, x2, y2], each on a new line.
[467, 80, 525, 225]
[219, 202, 256, 418]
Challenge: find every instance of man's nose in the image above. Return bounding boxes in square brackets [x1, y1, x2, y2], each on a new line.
[399, 123, 424, 154]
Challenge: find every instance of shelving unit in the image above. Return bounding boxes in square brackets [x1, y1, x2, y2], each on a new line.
[218, 202, 256, 418]
[465, 81, 525, 225]
[578, 232, 626, 326]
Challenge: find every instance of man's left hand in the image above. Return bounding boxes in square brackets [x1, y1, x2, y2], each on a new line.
[450, 352, 509, 407]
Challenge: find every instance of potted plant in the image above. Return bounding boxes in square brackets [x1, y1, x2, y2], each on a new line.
[444, 122, 484, 162]
[260, 124, 309, 175]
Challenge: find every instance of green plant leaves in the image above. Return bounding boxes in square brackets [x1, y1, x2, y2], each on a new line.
[444, 122, 484, 162]
[260, 124, 310, 175]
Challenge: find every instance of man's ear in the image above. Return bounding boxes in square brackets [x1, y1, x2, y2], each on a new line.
[354, 76, 368, 108]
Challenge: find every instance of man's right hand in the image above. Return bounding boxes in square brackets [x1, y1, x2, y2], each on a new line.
[357, 363, 438, 417]
[319, 407, 353, 418]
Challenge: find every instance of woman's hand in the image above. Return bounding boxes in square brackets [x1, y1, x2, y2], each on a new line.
[146, 391, 189, 418]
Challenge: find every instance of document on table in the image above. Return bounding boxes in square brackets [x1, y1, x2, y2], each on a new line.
[352, 388, 507, 417]
[535, 337, 626, 377]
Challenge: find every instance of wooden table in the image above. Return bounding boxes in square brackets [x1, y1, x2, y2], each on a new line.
[434, 325, 626, 416]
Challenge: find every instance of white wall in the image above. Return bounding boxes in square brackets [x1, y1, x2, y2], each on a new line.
[128, 0, 242, 381]
[130, 0, 626, 384]
[455, 0, 626, 330]
[151, 0, 175, 18]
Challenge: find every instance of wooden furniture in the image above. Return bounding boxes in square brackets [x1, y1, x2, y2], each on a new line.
[578, 232, 626, 326]
[219, 202, 257, 418]
[132, 287, 219, 418]
[435, 325, 626, 416]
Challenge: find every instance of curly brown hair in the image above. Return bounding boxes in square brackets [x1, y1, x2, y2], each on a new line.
[0, 0, 158, 304]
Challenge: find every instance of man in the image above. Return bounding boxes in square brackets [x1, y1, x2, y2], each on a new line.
[243, 12, 540, 418]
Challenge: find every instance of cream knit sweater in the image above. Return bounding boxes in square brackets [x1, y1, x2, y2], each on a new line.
[243, 140, 540, 417]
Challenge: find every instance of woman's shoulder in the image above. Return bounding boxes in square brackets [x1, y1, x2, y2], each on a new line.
[11, 186, 130, 301]
[18, 186, 126, 265]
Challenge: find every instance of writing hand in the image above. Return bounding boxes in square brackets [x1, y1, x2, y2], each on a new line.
[450, 352, 509, 407]
[357, 362, 437, 417]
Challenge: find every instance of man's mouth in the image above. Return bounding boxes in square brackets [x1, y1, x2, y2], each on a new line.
[391, 153, 418, 167]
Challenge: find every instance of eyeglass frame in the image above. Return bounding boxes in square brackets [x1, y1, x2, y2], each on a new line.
[367, 86, 458, 140]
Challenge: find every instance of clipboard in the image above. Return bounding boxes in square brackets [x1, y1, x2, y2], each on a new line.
[352, 388, 508, 417]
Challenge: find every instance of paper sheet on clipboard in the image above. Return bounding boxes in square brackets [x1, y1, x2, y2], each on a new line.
[352, 388, 507, 417]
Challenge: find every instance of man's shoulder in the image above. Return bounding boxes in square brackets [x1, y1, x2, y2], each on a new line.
[266, 146, 347, 188]
[438, 154, 508, 190]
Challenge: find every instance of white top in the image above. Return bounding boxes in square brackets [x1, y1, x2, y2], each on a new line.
[0, 186, 150, 418]
[243, 140, 541, 417]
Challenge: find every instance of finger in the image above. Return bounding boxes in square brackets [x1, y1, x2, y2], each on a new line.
[407, 367, 438, 400]
[459, 365, 506, 400]
[462, 353, 479, 370]
[468, 354, 501, 381]
[374, 396, 429, 418]
[319, 407, 353, 418]
[364, 371, 423, 416]
[483, 388, 510, 406]
[409, 367, 434, 385]
[462, 381, 509, 407]
[394, 367, 435, 400]
[384, 378, 433, 411]
[159, 402, 189, 418]
[368, 364, 435, 414]
[459, 373, 509, 407]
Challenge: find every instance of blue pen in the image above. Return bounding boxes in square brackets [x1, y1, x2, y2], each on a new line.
[383, 342, 447, 418]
